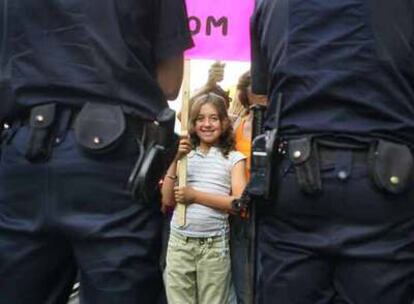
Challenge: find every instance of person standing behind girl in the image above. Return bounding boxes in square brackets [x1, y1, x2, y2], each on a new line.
[228, 71, 267, 304]
[162, 93, 247, 304]
[231, 71, 268, 179]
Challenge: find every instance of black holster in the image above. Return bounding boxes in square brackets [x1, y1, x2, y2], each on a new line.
[127, 108, 179, 202]
[288, 137, 322, 195]
[247, 133, 268, 199]
[247, 129, 283, 201]
[231, 105, 268, 217]
[368, 139, 413, 194]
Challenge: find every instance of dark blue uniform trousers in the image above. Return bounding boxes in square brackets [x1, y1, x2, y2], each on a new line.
[0, 125, 164, 304]
[230, 215, 252, 304]
[257, 149, 414, 304]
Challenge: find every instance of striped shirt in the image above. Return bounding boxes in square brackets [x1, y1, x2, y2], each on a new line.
[171, 147, 246, 237]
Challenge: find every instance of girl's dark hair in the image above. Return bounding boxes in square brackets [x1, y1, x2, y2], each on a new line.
[236, 71, 251, 109]
[189, 93, 235, 157]
[189, 85, 231, 109]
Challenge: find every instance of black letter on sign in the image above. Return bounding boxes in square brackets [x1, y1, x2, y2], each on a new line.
[206, 16, 228, 36]
[188, 16, 201, 35]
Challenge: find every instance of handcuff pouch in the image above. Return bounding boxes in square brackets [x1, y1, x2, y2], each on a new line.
[74, 102, 126, 154]
[368, 140, 413, 194]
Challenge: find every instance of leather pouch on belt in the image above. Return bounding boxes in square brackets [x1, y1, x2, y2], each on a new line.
[74, 102, 126, 154]
[289, 137, 322, 195]
[25, 104, 56, 162]
[368, 140, 413, 194]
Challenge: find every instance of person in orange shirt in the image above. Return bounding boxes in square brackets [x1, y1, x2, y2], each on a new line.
[229, 71, 267, 304]
[231, 71, 267, 180]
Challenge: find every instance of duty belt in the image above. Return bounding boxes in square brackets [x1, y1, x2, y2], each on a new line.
[3, 103, 145, 162]
[286, 136, 413, 195]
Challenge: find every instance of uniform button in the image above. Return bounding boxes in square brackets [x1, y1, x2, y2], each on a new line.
[55, 137, 61, 144]
[338, 170, 348, 180]
[390, 176, 400, 185]
[293, 150, 301, 159]
[93, 137, 101, 145]
[3, 123, 10, 129]
[35, 115, 44, 123]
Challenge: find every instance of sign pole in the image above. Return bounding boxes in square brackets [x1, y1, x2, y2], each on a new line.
[176, 59, 191, 227]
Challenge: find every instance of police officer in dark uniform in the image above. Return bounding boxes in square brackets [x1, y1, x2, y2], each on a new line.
[0, 1, 193, 303]
[250, 1, 414, 303]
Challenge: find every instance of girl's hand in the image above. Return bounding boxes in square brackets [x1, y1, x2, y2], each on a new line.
[174, 186, 196, 204]
[175, 136, 192, 161]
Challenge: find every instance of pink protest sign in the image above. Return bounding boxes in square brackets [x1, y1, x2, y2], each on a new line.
[185, 0, 253, 61]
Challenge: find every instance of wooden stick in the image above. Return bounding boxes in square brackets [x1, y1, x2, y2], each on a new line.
[176, 60, 191, 227]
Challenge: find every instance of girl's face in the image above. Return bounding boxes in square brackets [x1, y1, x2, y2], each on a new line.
[194, 103, 223, 146]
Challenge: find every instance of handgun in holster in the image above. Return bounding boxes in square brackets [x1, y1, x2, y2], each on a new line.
[250, 95, 283, 201]
[127, 108, 179, 202]
[232, 95, 284, 216]
[247, 128, 281, 201]
[232, 104, 270, 216]
[231, 134, 268, 215]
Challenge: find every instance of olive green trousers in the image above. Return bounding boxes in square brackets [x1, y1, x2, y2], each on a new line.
[165, 231, 232, 304]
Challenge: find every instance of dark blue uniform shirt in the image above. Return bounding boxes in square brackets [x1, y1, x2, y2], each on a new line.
[251, 0, 414, 146]
[0, 0, 193, 120]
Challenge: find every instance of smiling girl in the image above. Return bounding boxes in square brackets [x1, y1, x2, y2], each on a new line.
[162, 93, 247, 304]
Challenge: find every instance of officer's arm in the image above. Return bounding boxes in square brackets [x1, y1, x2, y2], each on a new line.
[153, 0, 193, 100]
[156, 55, 184, 101]
[250, 7, 269, 95]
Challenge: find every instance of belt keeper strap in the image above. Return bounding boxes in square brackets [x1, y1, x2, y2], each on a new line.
[289, 137, 322, 195]
[25, 103, 56, 162]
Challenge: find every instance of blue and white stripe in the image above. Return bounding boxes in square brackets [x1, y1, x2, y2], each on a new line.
[171, 147, 246, 237]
